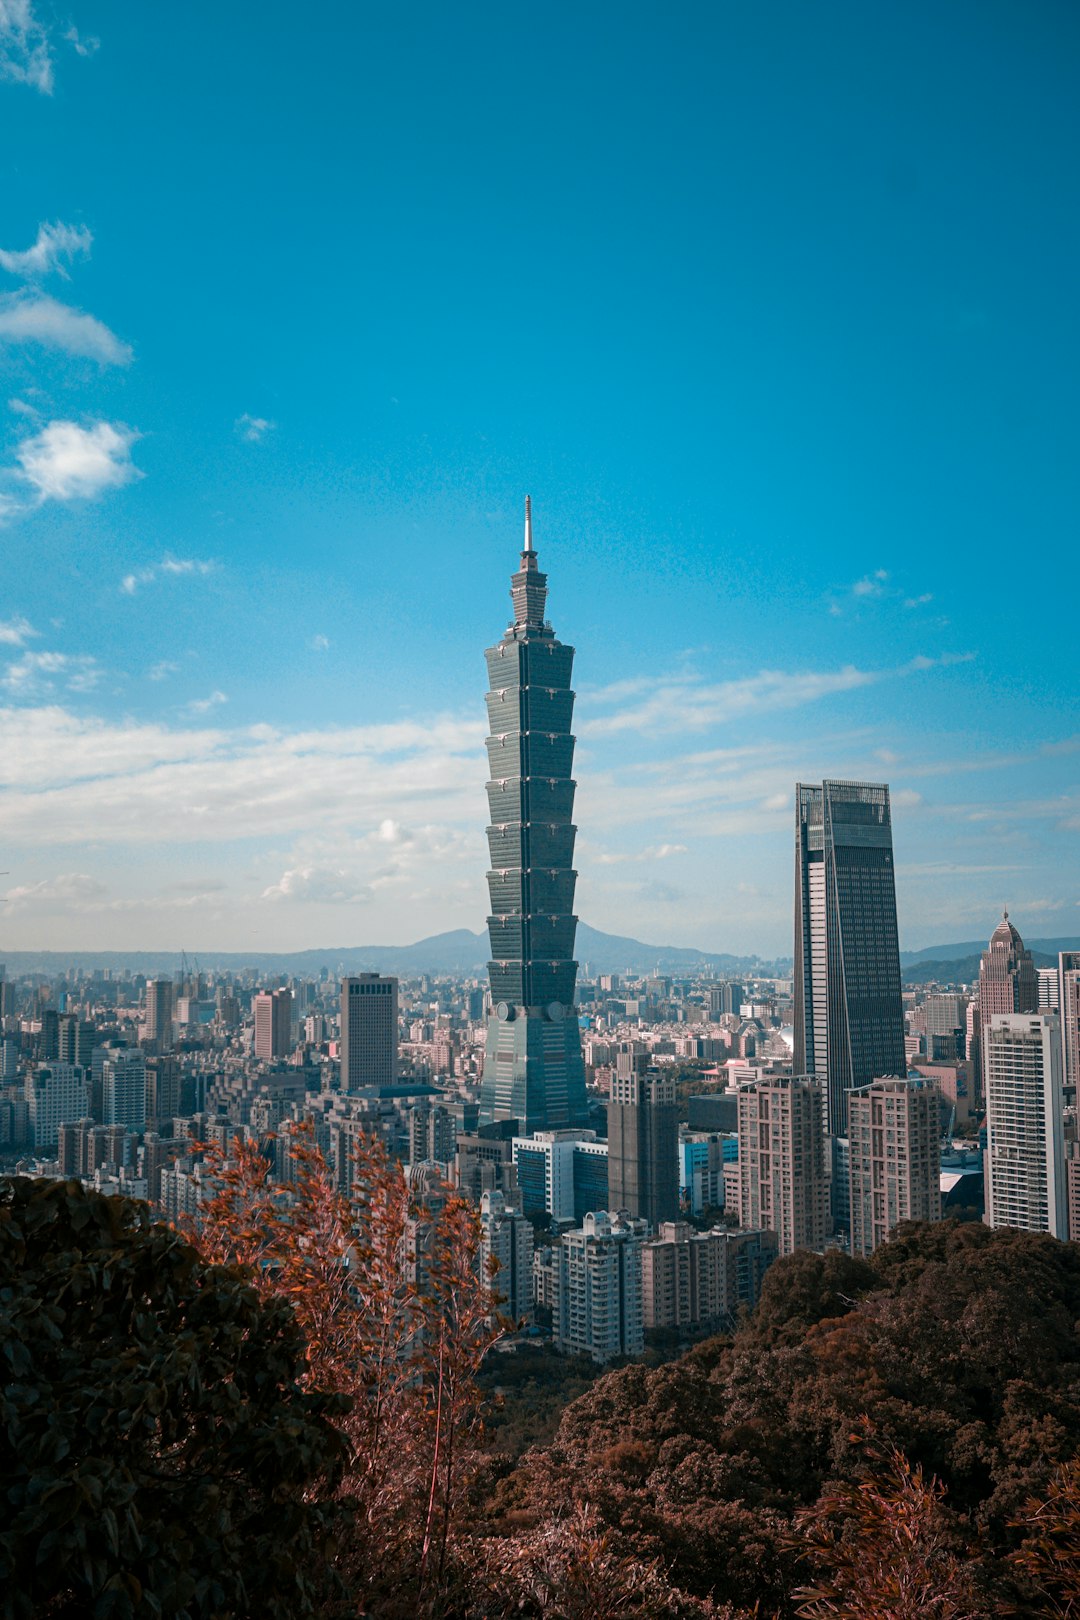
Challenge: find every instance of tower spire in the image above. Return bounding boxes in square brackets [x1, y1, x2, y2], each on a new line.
[523, 493, 533, 553]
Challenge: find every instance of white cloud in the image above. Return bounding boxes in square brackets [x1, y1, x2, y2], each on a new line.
[2, 650, 101, 695]
[0, 293, 131, 364]
[594, 842, 688, 866]
[852, 569, 890, 598]
[261, 866, 374, 905]
[5, 871, 107, 906]
[0, 221, 93, 279]
[185, 690, 228, 715]
[311, 633, 331, 651]
[62, 25, 98, 57]
[13, 419, 140, 504]
[904, 593, 934, 609]
[121, 556, 216, 594]
[0, 0, 53, 93]
[235, 414, 276, 443]
[148, 660, 180, 682]
[0, 614, 37, 645]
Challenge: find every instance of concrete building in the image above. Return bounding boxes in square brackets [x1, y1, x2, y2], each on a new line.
[26, 1063, 90, 1152]
[512, 1129, 607, 1224]
[102, 1048, 147, 1130]
[679, 1129, 737, 1215]
[554, 1210, 646, 1364]
[641, 1221, 776, 1330]
[1059, 952, 1080, 1097]
[979, 913, 1038, 1022]
[145, 979, 174, 1053]
[341, 974, 398, 1089]
[253, 988, 293, 1061]
[479, 1190, 534, 1324]
[607, 1065, 679, 1226]
[984, 1013, 1066, 1238]
[737, 1076, 828, 1256]
[848, 1077, 942, 1257]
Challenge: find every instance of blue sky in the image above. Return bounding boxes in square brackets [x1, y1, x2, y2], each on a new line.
[0, 0, 1077, 956]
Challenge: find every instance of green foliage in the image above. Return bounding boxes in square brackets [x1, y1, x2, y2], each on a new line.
[482, 1220, 1080, 1616]
[0, 1176, 348, 1620]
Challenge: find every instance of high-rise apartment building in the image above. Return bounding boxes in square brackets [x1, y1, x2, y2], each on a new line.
[847, 1077, 941, 1257]
[1059, 952, 1080, 1096]
[253, 988, 293, 1061]
[607, 1067, 679, 1226]
[26, 1063, 90, 1152]
[793, 781, 906, 1140]
[479, 1190, 534, 1324]
[641, 1221, 776, 1331]
[984, 1013, 1066, 1238]
[553, 1211, 646, 1364]
[102, 1048, 147, 1130]
[479, 500, 589, 1135]
[145, 979, 175, 1053]
[737, 1076, 828, 1257]
[978, 912, 1038, 1021]
[340, 974, 398, 1088]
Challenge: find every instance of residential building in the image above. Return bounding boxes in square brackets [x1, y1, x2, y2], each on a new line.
[341, 974, 398, 1089]
[984, 1013, 1066, 1238]
[479, 1190, 534, 1324]
[102, 1048, 147, 1130]
[1059, 952, 1080, 1096]
[737, 1076, 828, 1256]
[554, 1210, 646, 1364]
[26, 1062, 90, 1152]
[607, 1066, 679, 1225]
[848, 1077, 942, 1257]
[479, 500, 589, 1134]
[641, 1221, 776, 1330]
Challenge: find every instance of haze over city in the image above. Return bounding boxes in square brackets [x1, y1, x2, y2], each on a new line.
[1, 1, 1077, 957]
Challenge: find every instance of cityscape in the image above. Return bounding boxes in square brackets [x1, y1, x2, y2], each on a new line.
[2, 4, 1079, 1618]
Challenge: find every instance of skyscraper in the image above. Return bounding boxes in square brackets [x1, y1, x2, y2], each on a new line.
[793, 781, 906, 1140]
[607, 1066, 680, 1226]
[984, 1012, 1066, 1238]
[253, 988, 293, 1061]
[848, 1077, 941, 1257]
[102, 1048, 148, 1130]
[340, 973, 398, 1089]
[978, 912, 1038, 1020]
[479, 500, 588, 1134]
[145, 979, 174, 1053]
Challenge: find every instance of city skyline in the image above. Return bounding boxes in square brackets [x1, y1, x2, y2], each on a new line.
[1, 3, 1078, 955]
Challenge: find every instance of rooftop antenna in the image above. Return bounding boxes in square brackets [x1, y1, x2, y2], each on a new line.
[523, 493, 533, 553]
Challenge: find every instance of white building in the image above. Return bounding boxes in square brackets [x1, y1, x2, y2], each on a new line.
[479, 1190, 534, 1324]
[512, 1129, 606, 1224]
[984, 1013, 1066, 1238]
[554, 1210, 646, 1364]
[102, 1048, 147, 1130]
[26, 1063, 90, 1152]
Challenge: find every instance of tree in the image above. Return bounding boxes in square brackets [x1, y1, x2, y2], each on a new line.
[0, 1175, 347, 1620]
[1010, 1455, 1080, 1617]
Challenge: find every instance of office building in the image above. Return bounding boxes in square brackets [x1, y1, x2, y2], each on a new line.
[1038, 968, 1061, 1011]
[253, 988, 293, 1061]
[679, 1130, 738, 1216]
[978, 912, 1038, 1021]
[102, 1048, 147, 1130]
[1059, 952, 1080, 1095]
[737, 1077, 828, 1256]
[479, 500, 589, 1134]
[479, 1190, 534, 1324]
[848, 1077, 942, 1257]
[793, 781, 906, 1140]
[57, 1015, 95, 1070]
[553, 1211, 646, 1364]
[984, 1013, 1066, 1238]
[641, 1222, 777, 1330]
[26, 1063, 90, 1152]
[512, 1129, 607, 1224]
[341, 974, 398, 1089]
[145, 979, 174, 1053]
[607, 1066, 679, 1226]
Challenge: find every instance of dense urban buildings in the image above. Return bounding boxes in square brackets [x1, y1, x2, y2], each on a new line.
[793, 781, 906, 1142]
[479, 500, 589, 1135]
[847, 1076, 942, 1257]
[984, 1012, 1067, 1238]
[340, 973, 399, 1089]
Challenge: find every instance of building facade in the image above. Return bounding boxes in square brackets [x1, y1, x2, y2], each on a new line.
[554, 1211, 646, 1364]
[26, 1062, 90, 1152]
[253, 988, 293, 1061]
[102, 1047, 147, 1130]
[848, 1076, 942, 1257]
[984, 1012, 1066, 1238]
[340, 974, 399, 1089]
[737, 1076, 828, 1256]
[607, 1067, 679, 1226]
[479, 1190, 534, 1324]
[641, 1221, 776, 1330]
[1059, 952, 1080, 1097]
[793, 780, 906, 1141]
[479, 500, 589, 1134]
[978, 912, 1038, 1021]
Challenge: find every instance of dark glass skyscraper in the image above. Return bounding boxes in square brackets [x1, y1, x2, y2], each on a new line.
[793, 780, 906, 1140]
[478, 500, 589, 1135]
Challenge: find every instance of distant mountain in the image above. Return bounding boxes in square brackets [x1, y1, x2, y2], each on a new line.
[902, 943, 1073, 986]
[902, 935, 1080, 965]
[0, 925, 789, 980]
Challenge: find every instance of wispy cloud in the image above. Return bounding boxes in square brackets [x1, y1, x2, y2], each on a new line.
[235, 413, 276, 443]
[62, 25, 98, 58]
[10, 419, 140, 506]
[5, 871, 107, 905]
[310, 633, 330, 651]
[852, 568, 890, 598]
[0, 614, 37, 646]
[148, 660, 180, 682]
[184, 690, 228, 715]
[0, 0, 53, 93]
[121, 556, 216, 595]
[594, 842, 688, 865]
[0, 221, 93, 280]
[2, 650, 101, 695]
[0, 292, 131, 364]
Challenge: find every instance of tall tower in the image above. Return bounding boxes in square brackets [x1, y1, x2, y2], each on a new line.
[607, 1067, 680, 1226]
[978, 911, 1038, 1020]
[793, 780, 906, 1140]
[479, 499, 589, 1135]
[340, 973, 399, 1089]
[984, 1012, 1066, 1238]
